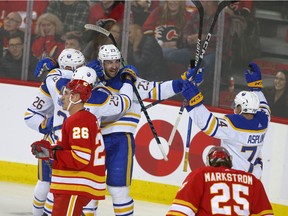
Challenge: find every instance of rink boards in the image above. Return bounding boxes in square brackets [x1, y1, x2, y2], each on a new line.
[0, 81, 287, 215]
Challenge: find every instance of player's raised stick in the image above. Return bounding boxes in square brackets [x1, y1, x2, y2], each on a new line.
[84, 24, 168, 161]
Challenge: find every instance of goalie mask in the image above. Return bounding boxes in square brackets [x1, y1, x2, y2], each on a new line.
[58, 48, 85, 71]
[72, 66, 98, 88]
[234, 91, 260, 114]
[206, 146, 232, 168]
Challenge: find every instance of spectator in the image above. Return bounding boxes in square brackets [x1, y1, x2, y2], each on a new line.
[0, 1, 48, 34]
[0, 33, 38, 81]
[263, 70, 288, 118]
[109, 20, 122, 47]
[0, 12, 24, 58]
[167, 146, 274, 216]
[64, 32, 83, 51]
[46, 0, 89, 35]
[127, 24, 168, 81]
[32, 13, 65, 59]
[229, 1, 253, 16]
[131, 0, 152, 26]
[83, 19, 122, 61]
[142, 1, 192, 62]
[88, 1, 124, 25]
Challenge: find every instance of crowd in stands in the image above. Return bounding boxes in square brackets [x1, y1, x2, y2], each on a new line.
[0, 0, 287, 118]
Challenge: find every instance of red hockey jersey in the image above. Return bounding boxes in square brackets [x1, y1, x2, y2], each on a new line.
[50, 110, 106, 200]
[167, 166, 274, 216]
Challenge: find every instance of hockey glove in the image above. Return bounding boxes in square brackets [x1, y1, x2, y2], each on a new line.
[31, 140, 55, 160]
[120, 65, 139, 83]
[182, 80, 204, 112]
[173, 67, 204, 93]
[86, 60, 105, 82]
[245, 62, 263, 91]
[34, 57, 58, 78]
[181, 67, 204, 85]
[38, 117, 54, 135]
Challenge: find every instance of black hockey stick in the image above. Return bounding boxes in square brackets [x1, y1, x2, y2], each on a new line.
[167, 0, 204, 151]
[184, 0, 237, 171]
[84, 24, 168, 161]
[183, 0, 204, 172]
[85, 24, 163, 111]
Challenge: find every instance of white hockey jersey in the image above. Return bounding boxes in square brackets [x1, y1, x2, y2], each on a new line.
[188, 91, 270, 179]
[24, 69, 133, 140]
[100, 76, 181, 135]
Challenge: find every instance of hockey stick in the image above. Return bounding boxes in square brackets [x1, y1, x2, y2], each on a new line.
[167, 0, 204, 150]
[84, 25, 162, 111]
[84, 24, 168, 161]
[183, 0, 237, 171]
[183, 0, 204, 172]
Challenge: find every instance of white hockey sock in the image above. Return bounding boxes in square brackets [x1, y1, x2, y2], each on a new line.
[82, 199, 98, 216]
[108, 186, 134, 216]
[32, 180, 50, 216]
[43, 192, 54, 216]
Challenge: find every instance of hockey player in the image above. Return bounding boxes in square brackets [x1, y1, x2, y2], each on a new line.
[25, 48, 133, 215]
[34, 44, 201, 215]
[166, 146, 274, 216]
[31, 78, 106, 216]
[181, 62, 270, 179]
[24, 48, 85, 216]
[86, 44, 200, 215]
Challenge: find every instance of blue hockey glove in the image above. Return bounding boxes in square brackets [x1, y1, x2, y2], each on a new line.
[181, 68, 204, 85]
[173, 67, 204, 93]
[245, 62, 263, 91]
[120, 65, 139, 82]
[86, 60, 105, 82]
[34, 57, 58, 78]
[38, 117, 53, 135]
[182, 80, 204, 112]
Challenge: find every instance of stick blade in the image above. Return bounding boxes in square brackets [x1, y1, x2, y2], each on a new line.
[84, 24, 110, 37]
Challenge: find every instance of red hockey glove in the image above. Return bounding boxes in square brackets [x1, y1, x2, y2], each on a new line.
[31, 140, 55, 160]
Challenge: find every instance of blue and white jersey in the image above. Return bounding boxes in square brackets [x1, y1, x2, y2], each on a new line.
[100, 75, 182, 135]
[188, 91, 270, 179]
[25, 69, 72, 141]
[24, 69, 133, 140]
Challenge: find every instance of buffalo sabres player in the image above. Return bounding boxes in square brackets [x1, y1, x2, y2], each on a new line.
[181, 62, 270, 179]
[24, 49, 85, 216]
[86, 44, 202, 216]
[34, 44, 201, 215]
[25, 48, 133, 216]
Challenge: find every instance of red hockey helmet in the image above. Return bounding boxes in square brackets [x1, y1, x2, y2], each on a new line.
[206, 146, 232, 168]
[66, 79, 92, 102]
